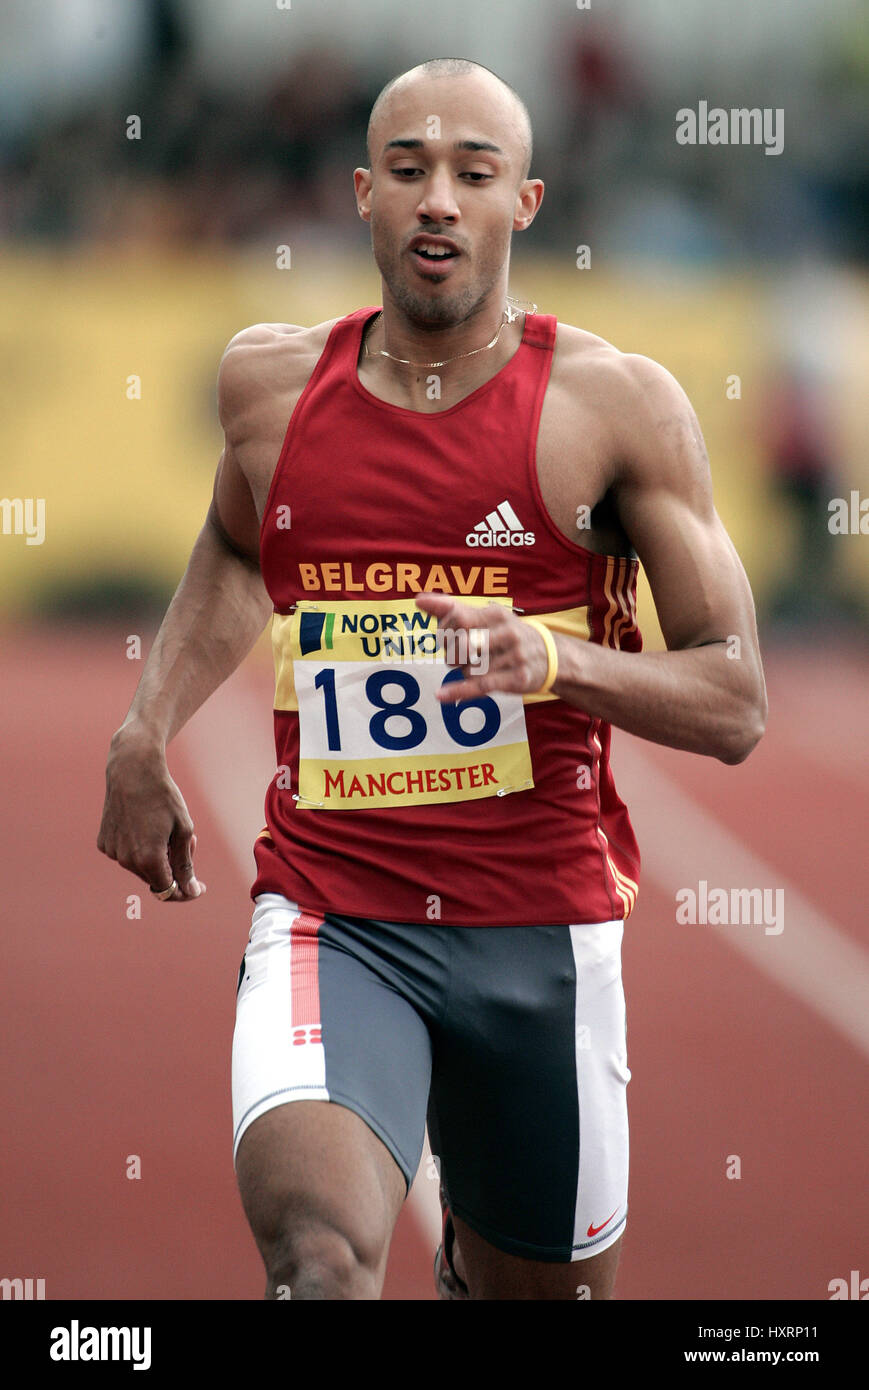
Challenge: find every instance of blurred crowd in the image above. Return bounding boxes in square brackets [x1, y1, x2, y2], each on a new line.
[0, 0, 866, 259]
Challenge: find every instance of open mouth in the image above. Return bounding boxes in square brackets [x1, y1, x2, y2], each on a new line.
[413, 246, 457, 261]
[408, 236, 461, 272]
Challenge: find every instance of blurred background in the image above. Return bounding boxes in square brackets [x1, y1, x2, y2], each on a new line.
[1, 0, 867, 1303]
[1, 0, 868, 626]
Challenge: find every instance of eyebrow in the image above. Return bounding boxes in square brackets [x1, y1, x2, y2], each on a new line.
[382, 138, 504, 157]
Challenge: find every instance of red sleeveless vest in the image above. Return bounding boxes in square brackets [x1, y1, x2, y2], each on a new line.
[252, 307, 641, 925]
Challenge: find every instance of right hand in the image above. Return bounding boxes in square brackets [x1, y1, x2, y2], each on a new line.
[97, 728, 206, 904]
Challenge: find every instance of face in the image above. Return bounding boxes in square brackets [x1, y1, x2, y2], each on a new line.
[355, 74, 542, 329]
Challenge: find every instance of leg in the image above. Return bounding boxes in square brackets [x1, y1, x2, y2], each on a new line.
[430, 918, 630, 1300]
[451, 1218, 623, 1300]
[236, 1099, 406, 1299]
[232, 895, 434, 1299]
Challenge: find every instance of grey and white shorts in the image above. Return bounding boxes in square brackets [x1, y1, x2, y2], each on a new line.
[232, 892, 630, 1261]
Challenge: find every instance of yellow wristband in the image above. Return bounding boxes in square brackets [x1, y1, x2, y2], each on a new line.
[521, 617, 559, 695]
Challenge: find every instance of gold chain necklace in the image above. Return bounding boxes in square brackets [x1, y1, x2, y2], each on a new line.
[364, 299, 535, 369]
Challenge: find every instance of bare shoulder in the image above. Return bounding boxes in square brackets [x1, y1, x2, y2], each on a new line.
[553, 321, 689, 410]
[551, 320, 705, 477]
[217, 318, 341, 433]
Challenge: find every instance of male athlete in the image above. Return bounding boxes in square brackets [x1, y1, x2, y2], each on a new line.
[98, 58, 766, 1300]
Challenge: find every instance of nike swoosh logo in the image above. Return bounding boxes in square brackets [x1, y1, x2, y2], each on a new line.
[586, 1208, 619, 1238]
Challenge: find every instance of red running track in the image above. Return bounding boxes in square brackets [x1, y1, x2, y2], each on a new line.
[0, 626, 866, 1300]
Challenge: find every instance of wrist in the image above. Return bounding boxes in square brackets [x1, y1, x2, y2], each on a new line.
[521, 617, 559, 695]
[110, 715, 167, 757]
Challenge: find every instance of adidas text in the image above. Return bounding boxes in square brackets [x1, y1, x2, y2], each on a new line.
[466, 529, 535, 547]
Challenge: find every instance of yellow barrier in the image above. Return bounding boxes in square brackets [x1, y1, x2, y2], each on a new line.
[1, 249, 866, 644]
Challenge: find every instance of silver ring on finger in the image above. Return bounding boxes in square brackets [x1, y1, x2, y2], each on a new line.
[150, 878, 178, 901]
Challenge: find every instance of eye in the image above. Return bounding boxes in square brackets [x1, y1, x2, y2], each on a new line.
[461, 172, 493, 182]
[392, 166, 422, 177]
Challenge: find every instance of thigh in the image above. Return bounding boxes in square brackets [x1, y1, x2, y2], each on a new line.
[452, 1218, 623, 1300]
[429, 918, 630, 1294]
[232, 895, 433, 1273]
[236, 1100, 406, 1293]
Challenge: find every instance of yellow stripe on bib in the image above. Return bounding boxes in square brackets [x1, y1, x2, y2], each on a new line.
[272, 598, 590, 713]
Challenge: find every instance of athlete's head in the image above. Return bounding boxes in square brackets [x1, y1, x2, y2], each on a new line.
[354, 58, 544, 329]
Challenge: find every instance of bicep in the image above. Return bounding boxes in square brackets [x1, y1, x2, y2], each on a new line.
[612, 362, 758, 653]
[624, 487, 756, 653]
[209, 322, 308, 564]
[208, 445, 262, 565]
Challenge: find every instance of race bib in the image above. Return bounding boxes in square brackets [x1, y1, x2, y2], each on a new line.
[280, 596, 534, 810]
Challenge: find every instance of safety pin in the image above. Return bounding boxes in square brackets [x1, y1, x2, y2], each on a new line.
[496, 779, 533, 797]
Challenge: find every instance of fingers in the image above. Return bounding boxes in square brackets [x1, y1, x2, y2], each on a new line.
[436, 670, 513, 703]
[132, 846, 182, 901]
[98, 825, 205, 903]
[98, 753, 206, 904]
[414, 593, 512, 691]
[149, 876, 182, 902]
[415, 592, 508, 634]
[169, 829, 206, 900]
[434, 620, 550, 703]
[413, 592, 456, 619]
[414, 594, 542, 700]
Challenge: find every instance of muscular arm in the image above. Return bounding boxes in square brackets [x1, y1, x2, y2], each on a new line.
[97, 338, 275, 899]
[418, 354, 767, 765]
[115, 469, 271, 751]
[551, 354, 767, 762]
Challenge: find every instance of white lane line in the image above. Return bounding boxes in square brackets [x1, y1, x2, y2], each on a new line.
[612, 737, 869, 1061]
[178, 669, 444, 1255]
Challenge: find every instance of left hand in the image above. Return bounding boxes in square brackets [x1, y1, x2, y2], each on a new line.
[414, 592, 552, 703]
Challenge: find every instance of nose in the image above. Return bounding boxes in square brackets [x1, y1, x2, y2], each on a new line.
[415, 165, 460, 224]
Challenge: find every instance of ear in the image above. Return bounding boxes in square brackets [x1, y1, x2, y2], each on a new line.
[354, 167, 373, 222]
[513, 178, 544, 232]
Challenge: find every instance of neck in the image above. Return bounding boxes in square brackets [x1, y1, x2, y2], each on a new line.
[358, 299, 527, 413]
[371, 292, 512, 370]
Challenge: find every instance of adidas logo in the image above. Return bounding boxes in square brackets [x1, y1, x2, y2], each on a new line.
[465, 499, 535, 548]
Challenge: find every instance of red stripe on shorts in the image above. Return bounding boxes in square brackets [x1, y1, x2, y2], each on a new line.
[290, 909, 324, 1045]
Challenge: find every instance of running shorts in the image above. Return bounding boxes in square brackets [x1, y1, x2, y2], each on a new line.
[231, 892, 630, 1261]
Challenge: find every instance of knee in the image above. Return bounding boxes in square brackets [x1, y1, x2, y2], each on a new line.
[264, 1219, 384, 1300]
